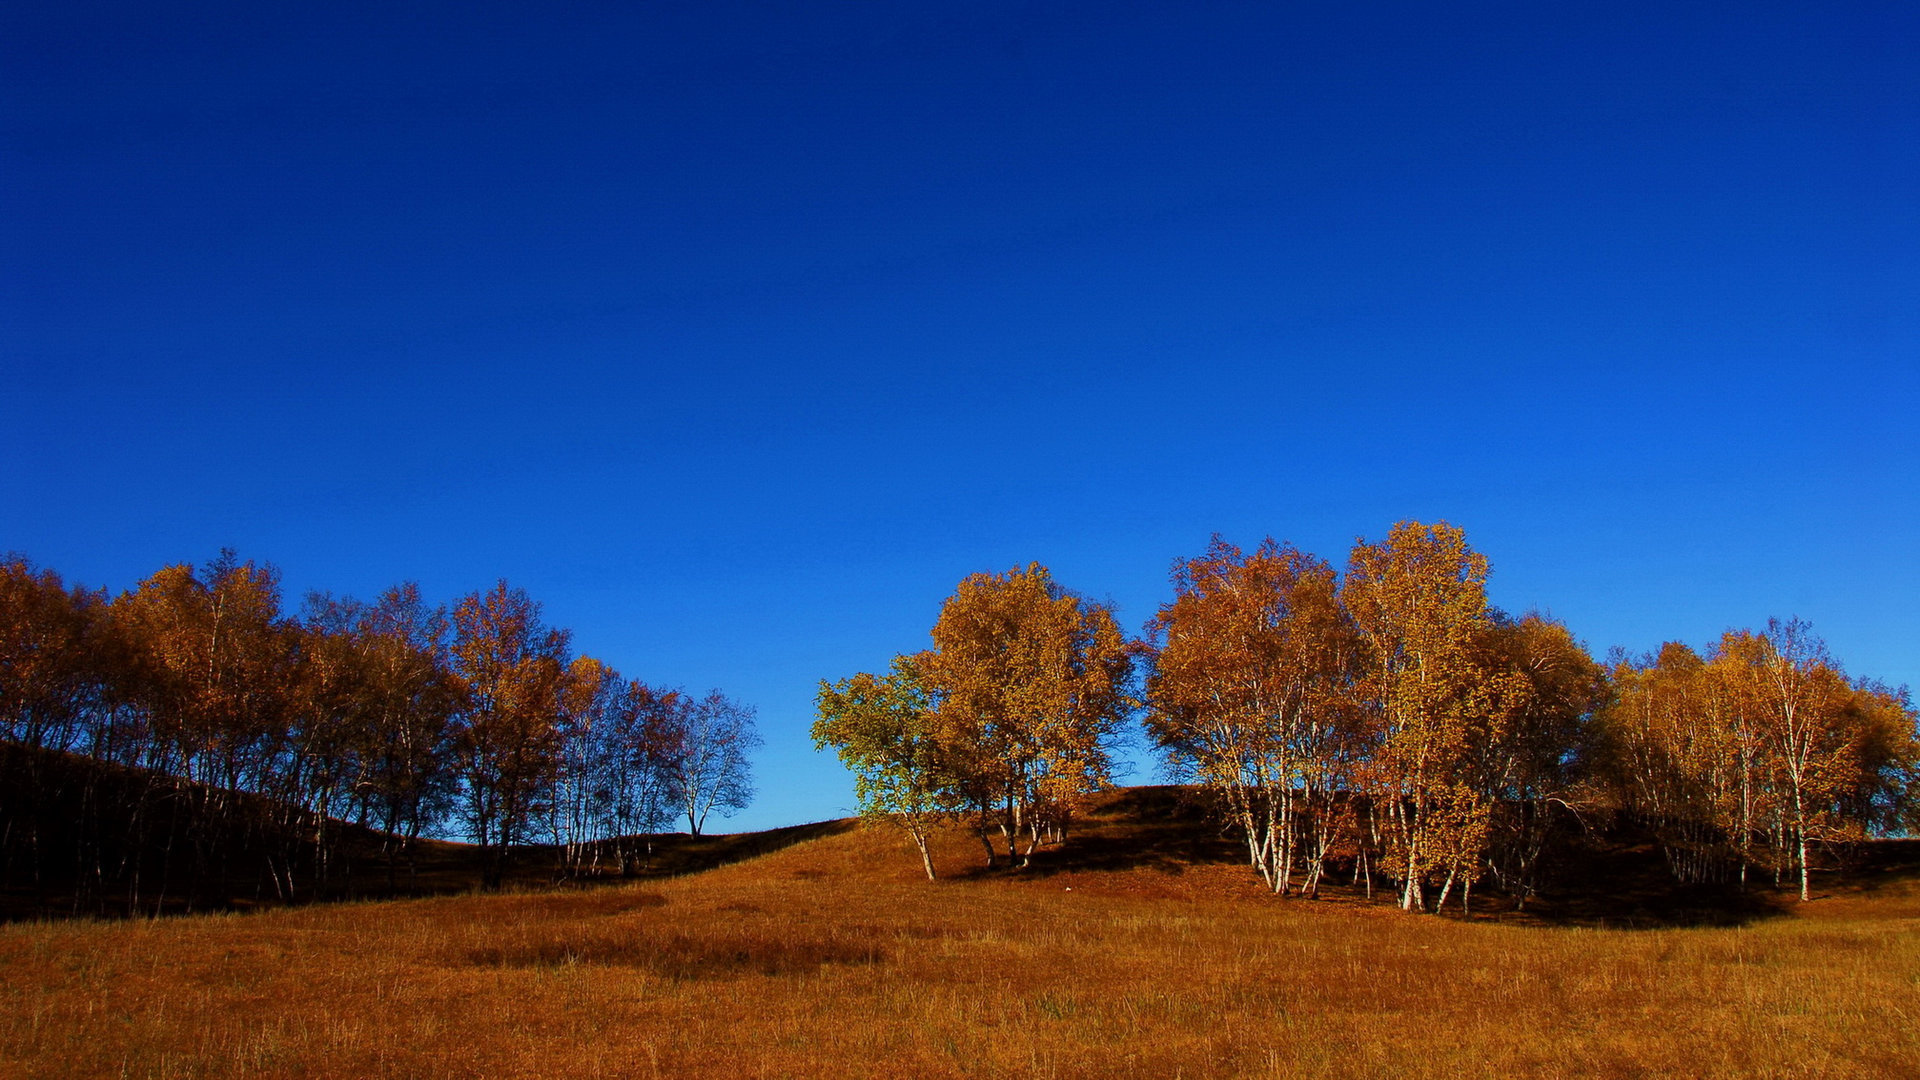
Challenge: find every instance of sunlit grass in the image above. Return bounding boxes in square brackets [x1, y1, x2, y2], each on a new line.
[4, 815, 1917, 1079]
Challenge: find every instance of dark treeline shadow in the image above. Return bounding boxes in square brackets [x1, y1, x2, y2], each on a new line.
[0, 552, 761, 920]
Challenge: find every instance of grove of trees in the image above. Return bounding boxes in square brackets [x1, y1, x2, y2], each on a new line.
[814, 563, 1136, 877]
[1602, 620, 1914, 900]
[7, 520, 1914, 919]
[0, 551, 758, 912]
[818, 523, 1918, 909]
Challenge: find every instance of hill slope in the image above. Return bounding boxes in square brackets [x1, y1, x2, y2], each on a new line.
[5, 792, 1919, 1079]
[10, 739, 1914, 928]
[0, 741, 851, 920]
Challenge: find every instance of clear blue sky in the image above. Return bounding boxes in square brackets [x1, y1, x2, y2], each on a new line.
[5, 1, 1915, 832]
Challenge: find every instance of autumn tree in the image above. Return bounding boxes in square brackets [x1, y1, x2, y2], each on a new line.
[1839, 680, 1920, 837]
[1597, 622, 1919, 898]
[115, 552, 298, 797]
[346, 584, 460, 873]
[4, 551, 752, 909]
[1144, 537, 1362, 895]
[548, 657, 689, 875]
[814, 654, 962, 879]
[447, 581, 569, 887]
[88, 552, 305, 908]
[549, 655, 611, 872]
[1721, 619, 1915, 900]
[1469, 611, 1607, 907]
[596, 679, 686, 869]
[921, 563, 1137, 866]
[0, 556, 103, 752]
[1600, 641, 1746, 883]
[279, 595, 373, 894]
[1343, 522, 1508, 912]
[0, 557, 119, 904]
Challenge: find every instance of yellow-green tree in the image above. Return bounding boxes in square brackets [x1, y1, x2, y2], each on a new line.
[814, 654, 961, 879]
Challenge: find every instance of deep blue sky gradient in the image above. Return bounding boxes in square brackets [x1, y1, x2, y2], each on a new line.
[5, 1, 1916, 831]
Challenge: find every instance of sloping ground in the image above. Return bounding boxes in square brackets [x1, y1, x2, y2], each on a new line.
[7, 793, 1918, 1079]
[6, 743, 1896, 931]
[0, 741, 853, 921]
[903, 786, 1888, 929]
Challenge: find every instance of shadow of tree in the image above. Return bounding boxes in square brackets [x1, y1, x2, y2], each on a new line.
[945, 786, 1820, 929]
[950, 786, 1242, 882]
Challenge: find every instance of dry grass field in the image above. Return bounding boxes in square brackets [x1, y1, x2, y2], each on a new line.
[4, 791, 1918, 1080]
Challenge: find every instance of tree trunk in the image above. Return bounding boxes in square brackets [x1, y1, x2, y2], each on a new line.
[912, 830, 938, 881]
[976, 826, 997, 868]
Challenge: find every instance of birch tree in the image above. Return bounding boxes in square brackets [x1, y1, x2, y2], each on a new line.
[552, 655, 623, 874]
[1724, 619, 1903, 900]
[1599, 622, 1919, 895]
[665, 690, 759, 836]
[1471, 612, 1607, 908]
[1145, 537, 1361, 895]
[921, 563, 1137, 866]
[448, 581, 569, 888]
[814, 654, 962, 879]
[0, 556, 101, 752]
[349, 584, 459, 876]
[1343, 522, 1496, 912]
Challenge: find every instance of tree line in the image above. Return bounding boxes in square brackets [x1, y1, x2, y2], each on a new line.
[815, 522, 1918, 910]
[0, 551, 757, 914]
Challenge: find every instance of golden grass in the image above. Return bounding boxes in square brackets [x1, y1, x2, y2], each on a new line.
[4, 813, 1918, 1079]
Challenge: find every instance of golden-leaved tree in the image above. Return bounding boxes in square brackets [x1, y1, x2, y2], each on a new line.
[918, 563, 1137, 867]
[0, 556, 102, 753]
[448, 580, 569, 888]
[1145, 537, 1362, 895]
[1600, 641, 1742, 883]
[1599, 621, 1918, 898]
[115, 553, 297, 797]
[346, 584, 460, 880]
[1343, 521, 1513, 912]
[1729, 619, 1878, 901]
[110, 553, 302, 903]
[1469, 611, 1607, 908]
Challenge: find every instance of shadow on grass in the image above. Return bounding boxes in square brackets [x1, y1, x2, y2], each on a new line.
[1510, 834, 1831, 930]
[1519, 859, 1790, 930]
[0, 817, 860, 923]
[611, 819, 861, 881]
[947, 786, 1822, 929]
[949, 785, 1243, 882]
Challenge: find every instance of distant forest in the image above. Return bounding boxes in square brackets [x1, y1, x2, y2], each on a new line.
[6, 522, 1917, 919]
[0, 551, 757, 913]
[815, 523, 1918, 909]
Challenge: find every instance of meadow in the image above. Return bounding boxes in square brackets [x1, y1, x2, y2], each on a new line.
[4, 792, 1917, 1080]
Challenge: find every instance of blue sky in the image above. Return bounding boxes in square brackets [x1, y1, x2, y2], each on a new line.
[5, 1, 1916, 831]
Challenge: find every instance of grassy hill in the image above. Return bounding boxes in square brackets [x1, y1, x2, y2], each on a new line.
[4, 787, 1919, 1078]
[0, 742, 853, 921]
